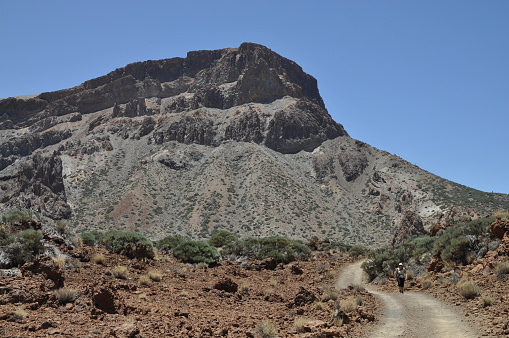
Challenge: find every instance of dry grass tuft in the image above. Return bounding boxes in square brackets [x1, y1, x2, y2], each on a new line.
[139, 275, 152, 286]
[91, 253, 106, 265]
[112, 266, 128, 279]
[293, 317, 313, 333]
[256, 320, 278, 338]
[240, 283, 250, 294]
[147, 270, 163, 282]
[494, 260, 509, 278]
[52, 255, 67, 269]
[12, 306, 27, 321]
[54, 287, 78, 304]
[481, 294, 495, 307]
[457, 279, 480, 299]
[339, 296, 359, 313]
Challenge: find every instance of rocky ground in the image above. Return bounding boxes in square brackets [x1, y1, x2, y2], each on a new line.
[0, 243, 378, 337]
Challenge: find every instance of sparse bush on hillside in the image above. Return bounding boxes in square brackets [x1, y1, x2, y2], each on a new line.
[172, 240, 220, 264]
[1, 229, 44, 268]
[155, 235, 186, 252]
[222, 236, 311, 264]
[208, 230, 238, 248]
[80, 230, 102, 246]
[1, 209, 32, 225]
[99, 230, 154, 256]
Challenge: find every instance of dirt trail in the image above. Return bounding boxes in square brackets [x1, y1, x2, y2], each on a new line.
[336, 260, 484, 338]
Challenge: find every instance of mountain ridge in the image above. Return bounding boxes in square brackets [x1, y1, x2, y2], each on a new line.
[1, 43, 507, 247]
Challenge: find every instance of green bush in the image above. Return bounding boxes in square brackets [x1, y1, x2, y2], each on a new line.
[80, 230, 102, 246]
[172, 240, 220, 264]
[1, 209, 32, 225]
[257, 237, 311, 264]
[99, 230, 153, 255]
[222, 236, 311, 264]
[155, 235, 187, 252]
[2, 229, 44, 267]
[441, 236, 471, 264]
[208, 230, 238, 248]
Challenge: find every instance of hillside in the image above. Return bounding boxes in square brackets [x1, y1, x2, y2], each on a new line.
[1, 43, 508, 247]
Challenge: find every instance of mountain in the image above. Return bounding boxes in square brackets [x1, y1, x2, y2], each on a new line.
[1, 43, 508, 247]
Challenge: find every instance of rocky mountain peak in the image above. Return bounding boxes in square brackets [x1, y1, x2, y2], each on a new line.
[1, 43, 507, 247]
[1, 43, 345, 154]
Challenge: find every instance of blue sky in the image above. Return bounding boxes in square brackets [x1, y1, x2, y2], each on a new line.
[1, 1, 508, 194]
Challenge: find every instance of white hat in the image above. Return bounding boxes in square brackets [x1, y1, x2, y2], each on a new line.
[398, 263, 403, 266]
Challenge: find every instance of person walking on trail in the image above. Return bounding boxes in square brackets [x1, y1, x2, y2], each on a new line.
[395, 263, 407, 293]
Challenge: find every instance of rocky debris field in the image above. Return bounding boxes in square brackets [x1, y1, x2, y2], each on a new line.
[0, 243, 378, 337]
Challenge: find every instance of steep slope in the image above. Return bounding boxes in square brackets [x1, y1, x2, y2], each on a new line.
[1, 43, 508, 247]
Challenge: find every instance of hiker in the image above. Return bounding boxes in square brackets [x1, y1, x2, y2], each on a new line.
[394, 263, 407, 293]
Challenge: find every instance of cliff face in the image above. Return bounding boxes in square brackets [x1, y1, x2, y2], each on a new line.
[0, 43, 507, 247]
[0, 43, 345, 154]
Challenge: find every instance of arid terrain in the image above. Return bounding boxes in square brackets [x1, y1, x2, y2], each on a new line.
[0, 240, 379, 337]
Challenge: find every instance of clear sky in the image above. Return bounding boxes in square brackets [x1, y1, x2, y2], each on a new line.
[1, 1, 508, 194]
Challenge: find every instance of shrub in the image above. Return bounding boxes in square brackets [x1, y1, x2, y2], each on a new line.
[257, 237, 311, 264]
[91, 253, 106, 265]
[99, 230, 153, 256]
[54, 287, 78, 304]
[80, 231, 102, 246]
[112, 266, 129, 279]
[139, 275, 152, 286]
[172, 240, 220, 264]
[223, 236, 311, 264]
[2, 209, 32, 224]
[339, 296, 358, 313]
[55, 221, 69, 236]
[12, 306, 27, 321]
[322, 289, 339, 302]
[494, 260, 509, 278]
[147, 270, 163, 282]
[155, 235, 186, 252]
[52, 255, 67, 269]
[256, 320, 278, 338]
[457, 279, 480, 299]
[240, 283, 250, 294]
[441, 236, 471, 264]
[208, 230, 238, 247]
[2, 229, 44, 267]
[294, 317, 313, 333]
[481, 294, 495, 307]
[348, 245, 370, 257]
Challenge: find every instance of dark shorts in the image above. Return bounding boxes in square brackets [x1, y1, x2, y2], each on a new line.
[397, 276, 405, 287]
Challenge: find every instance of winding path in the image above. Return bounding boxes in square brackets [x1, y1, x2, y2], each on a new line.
[336, 260, 483, 338]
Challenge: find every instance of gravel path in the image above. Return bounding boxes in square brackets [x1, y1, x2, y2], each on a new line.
[336, 260, 484, 338]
